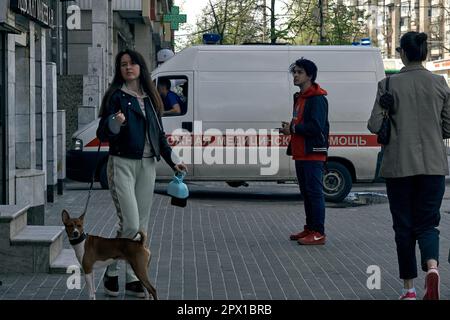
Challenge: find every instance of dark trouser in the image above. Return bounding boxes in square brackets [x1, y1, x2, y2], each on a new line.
[386, 175, 444, 280]
[295, 160, 326, 235]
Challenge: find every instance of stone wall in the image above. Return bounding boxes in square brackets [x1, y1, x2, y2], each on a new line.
[57, 75, 82, 149]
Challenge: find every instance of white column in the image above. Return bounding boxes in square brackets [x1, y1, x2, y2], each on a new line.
[15, 21, 36, 170]
[390, 0, 401, 57]
[14, 22, 45, 223]
[108, 0, 114, 84]
[7, 34, 16, 204]
[35, 27, 47, 190]
[91, 0, 109, 96]
[80, 0, 112, 127]
[419, 0, 430, 36]
[57, 110, 66, 195]
[135, 24, 152, 71]
[46, 62, 58, 202]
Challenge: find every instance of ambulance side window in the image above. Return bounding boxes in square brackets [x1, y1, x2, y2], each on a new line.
[157, 76, 188, 117]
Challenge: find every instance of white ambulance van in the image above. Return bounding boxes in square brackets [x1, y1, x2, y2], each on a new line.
[66, 45, 385, 202]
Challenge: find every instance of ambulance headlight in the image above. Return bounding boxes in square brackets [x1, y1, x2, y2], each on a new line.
[73, 138, 83, 151]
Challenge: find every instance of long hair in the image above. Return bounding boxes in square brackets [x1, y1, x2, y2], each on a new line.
[98, 49, 164, 117]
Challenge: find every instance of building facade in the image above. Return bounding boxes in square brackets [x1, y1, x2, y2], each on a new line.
[340, 0, 450, 61]
[0, 0, 61, 219]
[0, 0, 176, 273]
[0, 0, 174, 208]
[58, 0, 174, 144]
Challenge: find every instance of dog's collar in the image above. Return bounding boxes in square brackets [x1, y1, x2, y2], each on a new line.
[69, 232, 87, 246]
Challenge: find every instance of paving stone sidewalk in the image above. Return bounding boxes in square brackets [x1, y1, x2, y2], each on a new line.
[1, 181, 450, 300]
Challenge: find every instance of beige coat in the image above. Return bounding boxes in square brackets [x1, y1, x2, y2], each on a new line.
[367, 63, 450, 178]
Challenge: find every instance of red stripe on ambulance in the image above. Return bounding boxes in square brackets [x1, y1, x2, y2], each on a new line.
[85, 134, 380, 149]
[85, 138, 109, 148]
[329, 134, 379, 147]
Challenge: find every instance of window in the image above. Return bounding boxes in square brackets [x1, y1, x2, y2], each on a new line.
[157, 76, 188, 117]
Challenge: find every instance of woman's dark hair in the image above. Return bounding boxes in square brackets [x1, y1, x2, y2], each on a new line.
[289, 58, 318, 83]
[400, 32, 428, 62]
[99, 49, 164, 116]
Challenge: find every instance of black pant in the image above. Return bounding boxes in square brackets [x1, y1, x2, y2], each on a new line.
[295, 160, 326, 235]
[386, 175, 444, 279]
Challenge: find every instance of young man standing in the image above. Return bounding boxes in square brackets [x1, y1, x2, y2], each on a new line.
[281, 58, 329, 245]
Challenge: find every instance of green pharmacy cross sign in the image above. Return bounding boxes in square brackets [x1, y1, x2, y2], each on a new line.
[163, 6, 187, 30]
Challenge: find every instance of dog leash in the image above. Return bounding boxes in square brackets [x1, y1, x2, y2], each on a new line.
[82, 142, 102, 216]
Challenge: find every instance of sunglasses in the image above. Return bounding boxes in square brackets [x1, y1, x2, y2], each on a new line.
[395, 47, 402, 53]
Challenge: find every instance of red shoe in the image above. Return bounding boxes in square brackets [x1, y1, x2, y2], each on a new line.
[297, 231, 326, 245]
[423, 268, 440, 300]
[290, 226, 311, 241]
[399, 290, 417, 300]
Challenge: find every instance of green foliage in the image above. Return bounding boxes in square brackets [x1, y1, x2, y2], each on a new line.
[323, 1, 368, 45]
[184, 0, 368, 47]
[187, 0, 267, 45]
[284, 0, 368, 45]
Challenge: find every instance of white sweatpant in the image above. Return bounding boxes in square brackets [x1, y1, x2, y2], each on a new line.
[105, 155, 156, 283]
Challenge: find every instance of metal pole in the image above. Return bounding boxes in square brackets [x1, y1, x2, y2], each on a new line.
[63, 1, 68, 74]
[270, 0, 276, 44]
[261, 0, 266, 42]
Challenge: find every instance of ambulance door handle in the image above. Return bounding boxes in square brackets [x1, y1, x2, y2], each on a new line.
[182, 121, 193, 132]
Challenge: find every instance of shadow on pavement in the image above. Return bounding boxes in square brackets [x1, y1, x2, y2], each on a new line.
[154, 186, 302, 202]
[63, 180, 389, 207]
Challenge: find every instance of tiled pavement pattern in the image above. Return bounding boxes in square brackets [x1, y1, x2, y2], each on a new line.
[1, 181, 450, 300]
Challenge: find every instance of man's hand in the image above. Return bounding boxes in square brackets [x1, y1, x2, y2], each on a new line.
[280, 121, 291, 135]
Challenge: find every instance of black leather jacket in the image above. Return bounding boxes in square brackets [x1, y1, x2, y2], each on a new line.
[96, 89, 176, 169]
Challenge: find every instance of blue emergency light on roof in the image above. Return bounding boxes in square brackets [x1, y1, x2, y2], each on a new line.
[203, 33, 221, 45]
[361, 38, 371, 46]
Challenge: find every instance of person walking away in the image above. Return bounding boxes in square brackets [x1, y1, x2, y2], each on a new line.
[368, 32, 450, 300]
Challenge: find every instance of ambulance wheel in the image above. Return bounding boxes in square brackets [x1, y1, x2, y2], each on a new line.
[99, 162, 109, 189]
[323, 162, 352, 203]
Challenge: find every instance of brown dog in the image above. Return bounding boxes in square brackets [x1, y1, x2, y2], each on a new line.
[62, 209, 157, 300]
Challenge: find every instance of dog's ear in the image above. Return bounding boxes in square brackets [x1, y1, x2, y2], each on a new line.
[79, 212, 85, 221]
[62, 210, 70, 224]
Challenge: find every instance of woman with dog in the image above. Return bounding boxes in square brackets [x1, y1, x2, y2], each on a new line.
[368, 32, 450, 300]
[97, 49, 187, 298]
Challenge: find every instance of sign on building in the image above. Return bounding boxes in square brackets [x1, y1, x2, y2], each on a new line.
[163, 6, 187, 31]
[10, 0, 54, 28]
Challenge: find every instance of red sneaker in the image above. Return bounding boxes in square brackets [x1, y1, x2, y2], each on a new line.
[399, 290, 417, 300]
[423, 268, 440, 300]
[297, 231, 326, 245]
[290, 226, 311, 241]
